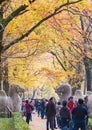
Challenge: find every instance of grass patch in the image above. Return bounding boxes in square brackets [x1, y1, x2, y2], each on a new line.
[13, 112, 30, 130]
[0, 112, 30, 130]
[88, 118, 92, 130]
[0, 118, 14, 130]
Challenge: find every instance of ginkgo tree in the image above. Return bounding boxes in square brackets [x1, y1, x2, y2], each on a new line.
[43, 0, 92, 91]
[0, 0, 82, 93]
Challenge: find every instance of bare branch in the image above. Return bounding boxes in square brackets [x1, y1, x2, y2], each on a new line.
[50, 51, 67, 71]
[2, 48, 37, 58]
[80, 15, 85, 30]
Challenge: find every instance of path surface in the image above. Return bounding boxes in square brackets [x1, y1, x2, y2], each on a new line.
[29, 112, 60, 130]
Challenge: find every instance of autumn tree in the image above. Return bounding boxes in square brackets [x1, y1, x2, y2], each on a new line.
[44, 0, 92, 91]
[0, 0, 29, 92]
[0, 0, 82, 92]
[77, 9, 92, 91]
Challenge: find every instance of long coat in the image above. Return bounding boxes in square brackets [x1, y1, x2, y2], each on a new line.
[46, 101, 56, 117]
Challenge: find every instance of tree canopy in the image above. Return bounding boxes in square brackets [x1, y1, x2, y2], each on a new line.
[0, 0, 92, 97]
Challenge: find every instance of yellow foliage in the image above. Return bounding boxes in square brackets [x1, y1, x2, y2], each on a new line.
[6, 0, 91, 90]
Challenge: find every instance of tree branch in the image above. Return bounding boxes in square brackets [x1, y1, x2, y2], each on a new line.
[2, 0, 82, 53]
[80, 15, 84, 30]
[0, 0, 6, 4]
[2, 48, 37, 58]
[1, 5, 28, 29]
[50, 51, 67, 71]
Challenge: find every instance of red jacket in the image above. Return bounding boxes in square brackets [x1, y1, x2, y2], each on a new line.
[68, 101, 76, 113]
[25, 103, 33, 113]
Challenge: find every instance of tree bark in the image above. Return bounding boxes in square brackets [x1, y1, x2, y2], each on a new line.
[80, 14, 92, 92]
[3, 62, 9, 94]
[0, 8, 3, 90]
[84, 57, 92, 91]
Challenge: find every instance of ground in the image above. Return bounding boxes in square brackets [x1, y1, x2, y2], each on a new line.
[28, 112, 60, 130]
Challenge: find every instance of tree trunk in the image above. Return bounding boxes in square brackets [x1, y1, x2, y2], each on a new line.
[31, 88, 37, 99]
[84, 57, 92, 91]
[0, 8, 3, 90]
[3, 62, 9, 95]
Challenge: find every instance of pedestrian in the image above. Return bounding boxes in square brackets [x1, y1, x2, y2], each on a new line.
[60, 100, 71, 130]
[67, 96, 77, 114]
[46, 97, 56, 130]
[29, 100, 34, 121]
[83, 96, 89, 129]
[37, 100, 41, 117]
[25, 100, 33, 124]
[22, 100, 26, 117]
[40, 98, 46, 119]
[72, 98, 88, 130]
[67, 96, 76, 129]
[56, 102, 62, 128]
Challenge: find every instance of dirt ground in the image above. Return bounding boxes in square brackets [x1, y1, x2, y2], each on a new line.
[29, 112, 60, 130]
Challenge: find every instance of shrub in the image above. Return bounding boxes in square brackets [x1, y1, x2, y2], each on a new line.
[88, 118, 92, 130]
[0, 118, 13, 130]
[89, 113, 92, 119]
[13, 112, 30, 130]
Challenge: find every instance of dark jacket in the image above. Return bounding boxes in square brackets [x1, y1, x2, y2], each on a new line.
[60, 106, 71, 128]
[60, 106, 71, 120]
[41, 101, 46, 110]
[72, 105, 88, 121]
[46, 101, 56, 117]
[83, 102, 89, 117]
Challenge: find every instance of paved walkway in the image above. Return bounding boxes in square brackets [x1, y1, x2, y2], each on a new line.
[29, 112, 60, 130]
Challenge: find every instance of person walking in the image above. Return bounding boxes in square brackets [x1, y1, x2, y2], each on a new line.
[67, 96, 76, 129]
[29, 100, 34, 121]
[25, 100, 33, 124]
[46, 97, 56, 130]
[68, 96, 77, 114]
[37, 100, 41, 117]
[72, 98, 88, 130]
[22, 100, 26, 117]
[40, 98, 46, 119]
[56, 102, 62, 128]
[60, 100, 71, 130]
[83, 96, 89, 129]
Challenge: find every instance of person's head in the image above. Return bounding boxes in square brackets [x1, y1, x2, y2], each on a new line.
[69, 96, 73, 101]
[57, 102, 61, 105]
[84, 96, 88, 103]
[50, 97, 56, 103]
[78, 98, 83, 105]
[26, 100, 29, 104]
[62, 100, 67, 107]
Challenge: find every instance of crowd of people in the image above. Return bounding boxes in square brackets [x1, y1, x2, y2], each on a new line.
[21, 95, 89, 130]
